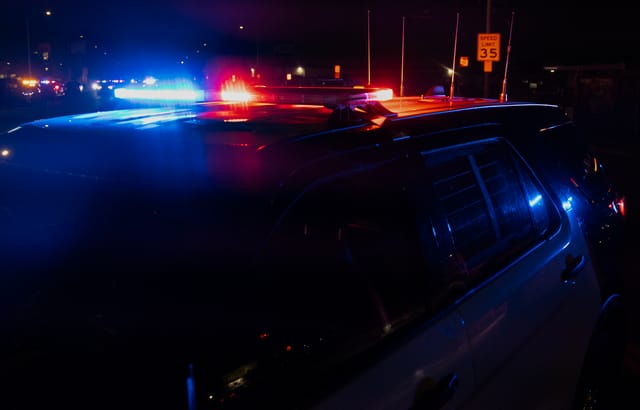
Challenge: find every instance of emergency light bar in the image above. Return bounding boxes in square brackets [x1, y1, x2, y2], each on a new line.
[247, 85, 393, 107]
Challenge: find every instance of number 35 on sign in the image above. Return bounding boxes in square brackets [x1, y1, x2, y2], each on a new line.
[477, 33, 501, 62]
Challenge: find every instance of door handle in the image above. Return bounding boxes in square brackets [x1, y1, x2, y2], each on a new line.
[561, 254, 585, 284]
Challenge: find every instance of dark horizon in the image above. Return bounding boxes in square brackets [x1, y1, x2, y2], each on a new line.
[2, 1, 638, 94]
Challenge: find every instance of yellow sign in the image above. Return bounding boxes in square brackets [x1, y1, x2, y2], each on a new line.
[477, 33, 501, 62]
[459, 56, 469, 67]
[483, 61, 493, 72]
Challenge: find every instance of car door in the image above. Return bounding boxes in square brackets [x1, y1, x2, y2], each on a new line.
[265, 151, 476, 409]
[418, 137, 601, 409]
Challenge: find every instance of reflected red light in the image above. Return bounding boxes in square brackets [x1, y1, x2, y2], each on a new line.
[259, 332, 269, 340]
[285, 345, 292, 352]
[617, 196, 626, 217]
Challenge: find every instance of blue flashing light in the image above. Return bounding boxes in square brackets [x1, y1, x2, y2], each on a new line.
[114, 87, 205, 102]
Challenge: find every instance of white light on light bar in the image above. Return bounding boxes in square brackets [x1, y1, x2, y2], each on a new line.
[114, 87, 205, 102]
[370, 88, 393, 101]
[220, 90, 252, 102]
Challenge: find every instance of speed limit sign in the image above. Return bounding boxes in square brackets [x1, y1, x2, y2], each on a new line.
[477, 33, 501, 62]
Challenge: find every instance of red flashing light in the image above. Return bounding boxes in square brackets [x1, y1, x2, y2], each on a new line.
[616, 196, 626, 217]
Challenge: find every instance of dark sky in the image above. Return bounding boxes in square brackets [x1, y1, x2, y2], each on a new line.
[2, 1, 638, 82]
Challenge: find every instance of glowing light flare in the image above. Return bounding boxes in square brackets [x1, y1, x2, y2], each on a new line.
[1, 149, 10, 157]
[562, 196, 574, 212]
[370, 88, 393, 101]
[528, 194, 543, 207]
[220, 79, 253, 102]
[22, 79, 38, 87]
[142, 76, 157, 86]
[114, 87, 204, 102]
[612, 196, 626, 217]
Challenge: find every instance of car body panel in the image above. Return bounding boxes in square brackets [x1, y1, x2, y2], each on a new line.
[0, 91, 621, 410]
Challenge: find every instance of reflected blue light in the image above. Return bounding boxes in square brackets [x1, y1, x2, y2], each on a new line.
[562, 196, 574, 211]
[186, 363, 197, 410]
[528, 194, 542, 207]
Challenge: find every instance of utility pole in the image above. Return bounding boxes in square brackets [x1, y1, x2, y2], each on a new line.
[483, 0, 491, 98]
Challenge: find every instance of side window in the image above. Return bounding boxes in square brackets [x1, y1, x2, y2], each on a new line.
[421, 138, 560, 290]
[261, 157, 430, 357]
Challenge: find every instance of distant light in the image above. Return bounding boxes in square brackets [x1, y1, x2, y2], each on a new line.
[22, 79, 38, 87]
[45, 10, 52, 16]
[296, 66, 305, 76]
[1, 149, 10, 157]
[142, 76, 157, 86]
[239, 25, 245, 30]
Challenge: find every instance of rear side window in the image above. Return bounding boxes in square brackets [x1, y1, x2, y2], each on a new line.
[421, 138, 561, 288]
[263, 157, 428, 336]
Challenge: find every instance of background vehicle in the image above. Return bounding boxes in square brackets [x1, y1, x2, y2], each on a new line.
[0, 87, 625, 410]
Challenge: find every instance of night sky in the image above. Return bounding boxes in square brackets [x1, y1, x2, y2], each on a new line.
[2, 1, 638, 85]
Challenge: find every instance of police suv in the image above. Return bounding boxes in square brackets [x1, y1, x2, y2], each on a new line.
[0, 85, 626, 410]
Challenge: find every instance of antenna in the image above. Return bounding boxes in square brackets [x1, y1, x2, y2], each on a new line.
[499, 11, 515, 102]
[449, 12, 460, 102]
[400, 16, 406, 97]
[367, 9, 371, 86]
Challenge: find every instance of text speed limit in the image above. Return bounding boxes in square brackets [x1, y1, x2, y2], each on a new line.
[477, 33, 501, 62]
